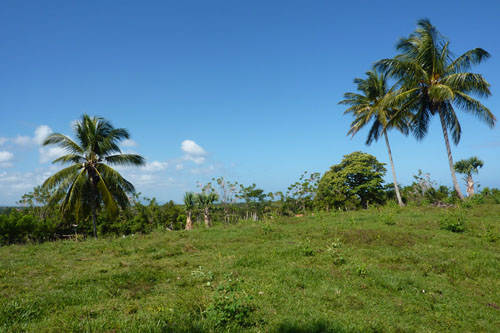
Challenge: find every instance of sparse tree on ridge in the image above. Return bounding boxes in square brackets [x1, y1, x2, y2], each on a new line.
[42, 114, 145, 238]
[340, 68, 410, 207]
[376, 18, 495, 200]
[454, 157, 484, 197]
[183, 192, 196, 230]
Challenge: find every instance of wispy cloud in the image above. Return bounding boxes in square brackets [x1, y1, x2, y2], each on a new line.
[14, 135, 32, 146]
[0, 151, 14, 168]
[122, 139, 137, 148]
[39, 146, 66, 164]
[142, 160, 168, 172]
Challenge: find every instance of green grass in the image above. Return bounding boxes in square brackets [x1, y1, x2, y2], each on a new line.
[1, 205, 500, 332]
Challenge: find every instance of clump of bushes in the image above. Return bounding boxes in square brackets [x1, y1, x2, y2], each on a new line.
[0, 210, 58, 245]
[204, 275, 255, 329]
[440, 210, 466, 233]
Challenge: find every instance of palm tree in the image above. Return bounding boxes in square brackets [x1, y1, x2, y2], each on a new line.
[340, 68, 410, 206]
[376, 19, 495, 200]
[183, 192, 196, 230]
[454, 157, 483, 197]
[42, 114, 145, 238]
[196, 192, 218, 227]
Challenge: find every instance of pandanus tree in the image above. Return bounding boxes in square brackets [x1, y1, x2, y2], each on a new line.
[196, 192, 218, 227]
[42, 114, 145, 238]
[340, 68, 410, 206]
[183, 192, 196, 230]
[454, 157, 483, 197]
[376, 19, 495, 200]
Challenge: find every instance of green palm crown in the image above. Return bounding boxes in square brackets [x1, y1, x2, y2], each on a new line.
[42, 114, 145, 225]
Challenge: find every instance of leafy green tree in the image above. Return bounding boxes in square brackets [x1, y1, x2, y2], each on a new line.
[376, 18, 495, 200]
[454, 157, 483, 197]
[315, 152, 386, 210]
[42, 114, 145, 238]
[197, 192, 218, 227]
[340, 69, 410, 206]
[184, 192, 196, 230]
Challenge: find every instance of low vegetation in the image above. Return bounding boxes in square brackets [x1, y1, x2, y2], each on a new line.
[1, 204, 500, 332]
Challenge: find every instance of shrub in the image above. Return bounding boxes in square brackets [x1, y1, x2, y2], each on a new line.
[440, 210, 466, 233]
[204, 276, 255, 328]
[326, 239, 345, 265]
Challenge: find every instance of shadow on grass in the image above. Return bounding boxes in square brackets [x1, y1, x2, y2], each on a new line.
[274, 319, 361, 333]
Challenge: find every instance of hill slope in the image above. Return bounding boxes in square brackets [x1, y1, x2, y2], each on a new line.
[1, 205, 500, 332]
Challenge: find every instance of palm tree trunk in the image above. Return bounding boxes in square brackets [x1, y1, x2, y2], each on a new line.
[439, 112, 465, 200]
[185, 211, 193, 230]
[92, 201, 98, 239]
[383, 131, 404, 207]
[466, 175, 474, 197]
[204, 207, 210, 227]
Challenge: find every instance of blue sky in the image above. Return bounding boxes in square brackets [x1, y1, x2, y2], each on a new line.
[1, 0, 499, 205]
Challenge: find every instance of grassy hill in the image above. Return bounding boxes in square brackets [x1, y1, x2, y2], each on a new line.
[1, 204, 500, 332]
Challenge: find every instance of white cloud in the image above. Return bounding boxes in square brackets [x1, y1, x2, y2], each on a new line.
[142, 161, 168, 172]
[0, 150, 14, 168]
[0, 170, 49, 204]
[14, 135, 32, 146]
[39, 146, 66, 164]
[181, 140, 207, 165]
[190, 164, 216, 175]
[0, 138, 7, 146]
[33, 125, 53, 145]
[181, 140, 207, 156]
[0, 151, 13, 163]
[12, 125, 54, 148]
[183, 155, 206, 164]
[122, 139, 137, 148]
[176, 163, 184, 170]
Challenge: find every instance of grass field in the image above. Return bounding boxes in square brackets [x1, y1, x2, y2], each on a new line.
[1, 204, 500, 332]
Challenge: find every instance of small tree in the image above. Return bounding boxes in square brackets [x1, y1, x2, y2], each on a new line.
[315, 152, 386, 210]
[212, 177, 239, 223]
[454, 157, 484, 197]
[237, 183, 266, 220]
[197, 192, 218, 227]
[286, 171, 320, 214]
[184, 192, 196, 230]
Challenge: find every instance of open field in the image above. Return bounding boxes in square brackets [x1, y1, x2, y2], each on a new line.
[1, 204, 500, 332]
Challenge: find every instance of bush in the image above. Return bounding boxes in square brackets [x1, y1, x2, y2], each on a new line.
[204, 275, 255, 328]
[440, 210, 466, 233]
[0, 211, 57, 245]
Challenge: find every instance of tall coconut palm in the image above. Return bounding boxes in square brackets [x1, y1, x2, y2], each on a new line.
[42, 114, 145, 238]
[196, 192, 218, 227]
[340, 68, 410, 206]
[376, 19, 495, 200]
[454, 157, 483, 197]
[183, 192, 196, 230]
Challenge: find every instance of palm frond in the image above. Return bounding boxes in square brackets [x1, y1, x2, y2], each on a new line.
[93, 167, 119, 219]
[446, 48, 490, 73]
[43, 164, 82, 190]
[104, 154, 145, 166]
[51, 154, 85, 165]
[453, 91, 496, 127]
[43, 133, 84, 154]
